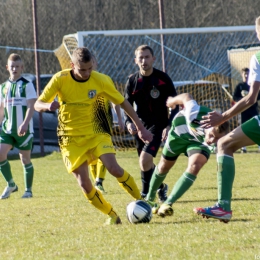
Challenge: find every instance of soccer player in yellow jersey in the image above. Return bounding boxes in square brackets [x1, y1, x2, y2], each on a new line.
[34, 47, 153, 225]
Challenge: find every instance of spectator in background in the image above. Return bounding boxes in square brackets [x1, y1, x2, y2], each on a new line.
[0, 53, 36, 199]
[124, 45, 179, 203]
[233, 67, 260, 153]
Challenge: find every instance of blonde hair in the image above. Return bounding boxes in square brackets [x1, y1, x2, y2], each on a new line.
[256, 16, 260, 32]
[8, 53, 22, 62]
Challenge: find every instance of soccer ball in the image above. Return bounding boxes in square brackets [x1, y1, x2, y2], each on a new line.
[126, 200, 153, 224]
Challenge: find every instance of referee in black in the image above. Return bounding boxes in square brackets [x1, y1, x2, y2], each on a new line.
[124, 45, 179, 202]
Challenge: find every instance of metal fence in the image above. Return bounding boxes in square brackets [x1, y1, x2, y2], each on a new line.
[0, 0, 258, 155]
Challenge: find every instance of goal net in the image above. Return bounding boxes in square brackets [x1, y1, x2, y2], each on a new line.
[54, 26, 258, 149]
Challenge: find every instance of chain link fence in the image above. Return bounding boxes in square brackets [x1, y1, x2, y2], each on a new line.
[0, 0, 259, 154]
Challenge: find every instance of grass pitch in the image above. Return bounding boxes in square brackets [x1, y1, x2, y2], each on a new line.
[0, 148, 260, 259]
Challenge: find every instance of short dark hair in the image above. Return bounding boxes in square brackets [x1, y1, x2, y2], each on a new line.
[71, 47, 92, 64]
[215, 121, 230, 134]
[241, 67, 249, 73]
[135, 45, 154, 56]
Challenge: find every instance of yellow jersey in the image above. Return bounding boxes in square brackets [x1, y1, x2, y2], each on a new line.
[38, 69, 124, 136]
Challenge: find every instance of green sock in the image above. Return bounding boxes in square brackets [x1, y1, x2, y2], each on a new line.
[165, 172, 196, 205]
[146, 166, 167, 201]
[23, 163, 34, 192]
[0, 160, 15, 187]
[217, 155, 235, 211]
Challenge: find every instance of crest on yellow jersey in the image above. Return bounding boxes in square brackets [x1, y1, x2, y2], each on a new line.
[88, 90, 96, 99]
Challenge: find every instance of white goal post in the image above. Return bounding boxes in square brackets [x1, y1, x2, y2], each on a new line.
[76, 25, 255, 46]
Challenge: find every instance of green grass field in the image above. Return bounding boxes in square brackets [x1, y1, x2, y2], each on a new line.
[1, 148, 260, 260]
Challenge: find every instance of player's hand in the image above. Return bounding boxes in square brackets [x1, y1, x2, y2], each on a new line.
[200, 111, 223, 128]
[161, 126, 170, 141]
[49, 101, 60, 111]
[166, 97, 176, 109]
[18, 123, 28, 136]
[126, 123, 137, 135]
[137, 128, 153, 144]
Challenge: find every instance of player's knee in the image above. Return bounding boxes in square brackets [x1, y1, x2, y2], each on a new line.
[139, 156, 153, 171]
[217, 135, 234, 152]
[106, 163, 122, 177]
[157, 162, 170, 173]
[186, 163, 203, 175]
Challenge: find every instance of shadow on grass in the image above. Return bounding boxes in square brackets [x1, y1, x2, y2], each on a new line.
[152, 217, 252, 225]
[193, 186, 217, 190]
[232, 197, 260, 201]
[177, 197, 260, 204]
[176, 199, 216, 203]
[8, 151, 59, 161]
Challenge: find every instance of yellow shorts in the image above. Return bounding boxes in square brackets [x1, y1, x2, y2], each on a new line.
[59, 134, 115, 173]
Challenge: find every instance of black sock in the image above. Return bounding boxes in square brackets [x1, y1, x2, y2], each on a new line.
[141, 166, 155, 195]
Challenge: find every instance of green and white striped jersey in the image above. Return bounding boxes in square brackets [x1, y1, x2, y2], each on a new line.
[0, 77, 37, 134]
[172, 100, 212, 143]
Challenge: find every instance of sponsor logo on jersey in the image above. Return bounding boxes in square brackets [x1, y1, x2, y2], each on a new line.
[103, 145, 114, 149]
[6, 98, 24, 106]
[5, 98, 24, 106]
[88, 90, 96, 99]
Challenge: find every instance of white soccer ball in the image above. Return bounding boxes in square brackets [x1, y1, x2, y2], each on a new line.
[126, 200, 153, 224]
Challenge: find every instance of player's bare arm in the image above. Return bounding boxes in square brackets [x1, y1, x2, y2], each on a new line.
[161, 126, 170, 141]
[201, 81, 260, 128]
[34, 100, 60, 113]
[120, 99, 153, 143]
[0, 103, 4, 124]
[166, 93, 193, 109]
[18, 98, 37, 136]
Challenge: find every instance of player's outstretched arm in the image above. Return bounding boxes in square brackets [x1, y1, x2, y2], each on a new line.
[201, 81, 260, 128]
[34, 100, 60, 113]
[166, 93, 193, 110]
[120, 99, 153, 143]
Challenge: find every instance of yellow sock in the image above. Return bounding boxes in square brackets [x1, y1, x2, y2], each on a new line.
[117, 170, 141, 200]
[84, 187, 116, 215]
[89, 160, 98, 181]
[97, 159, 107, 179]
